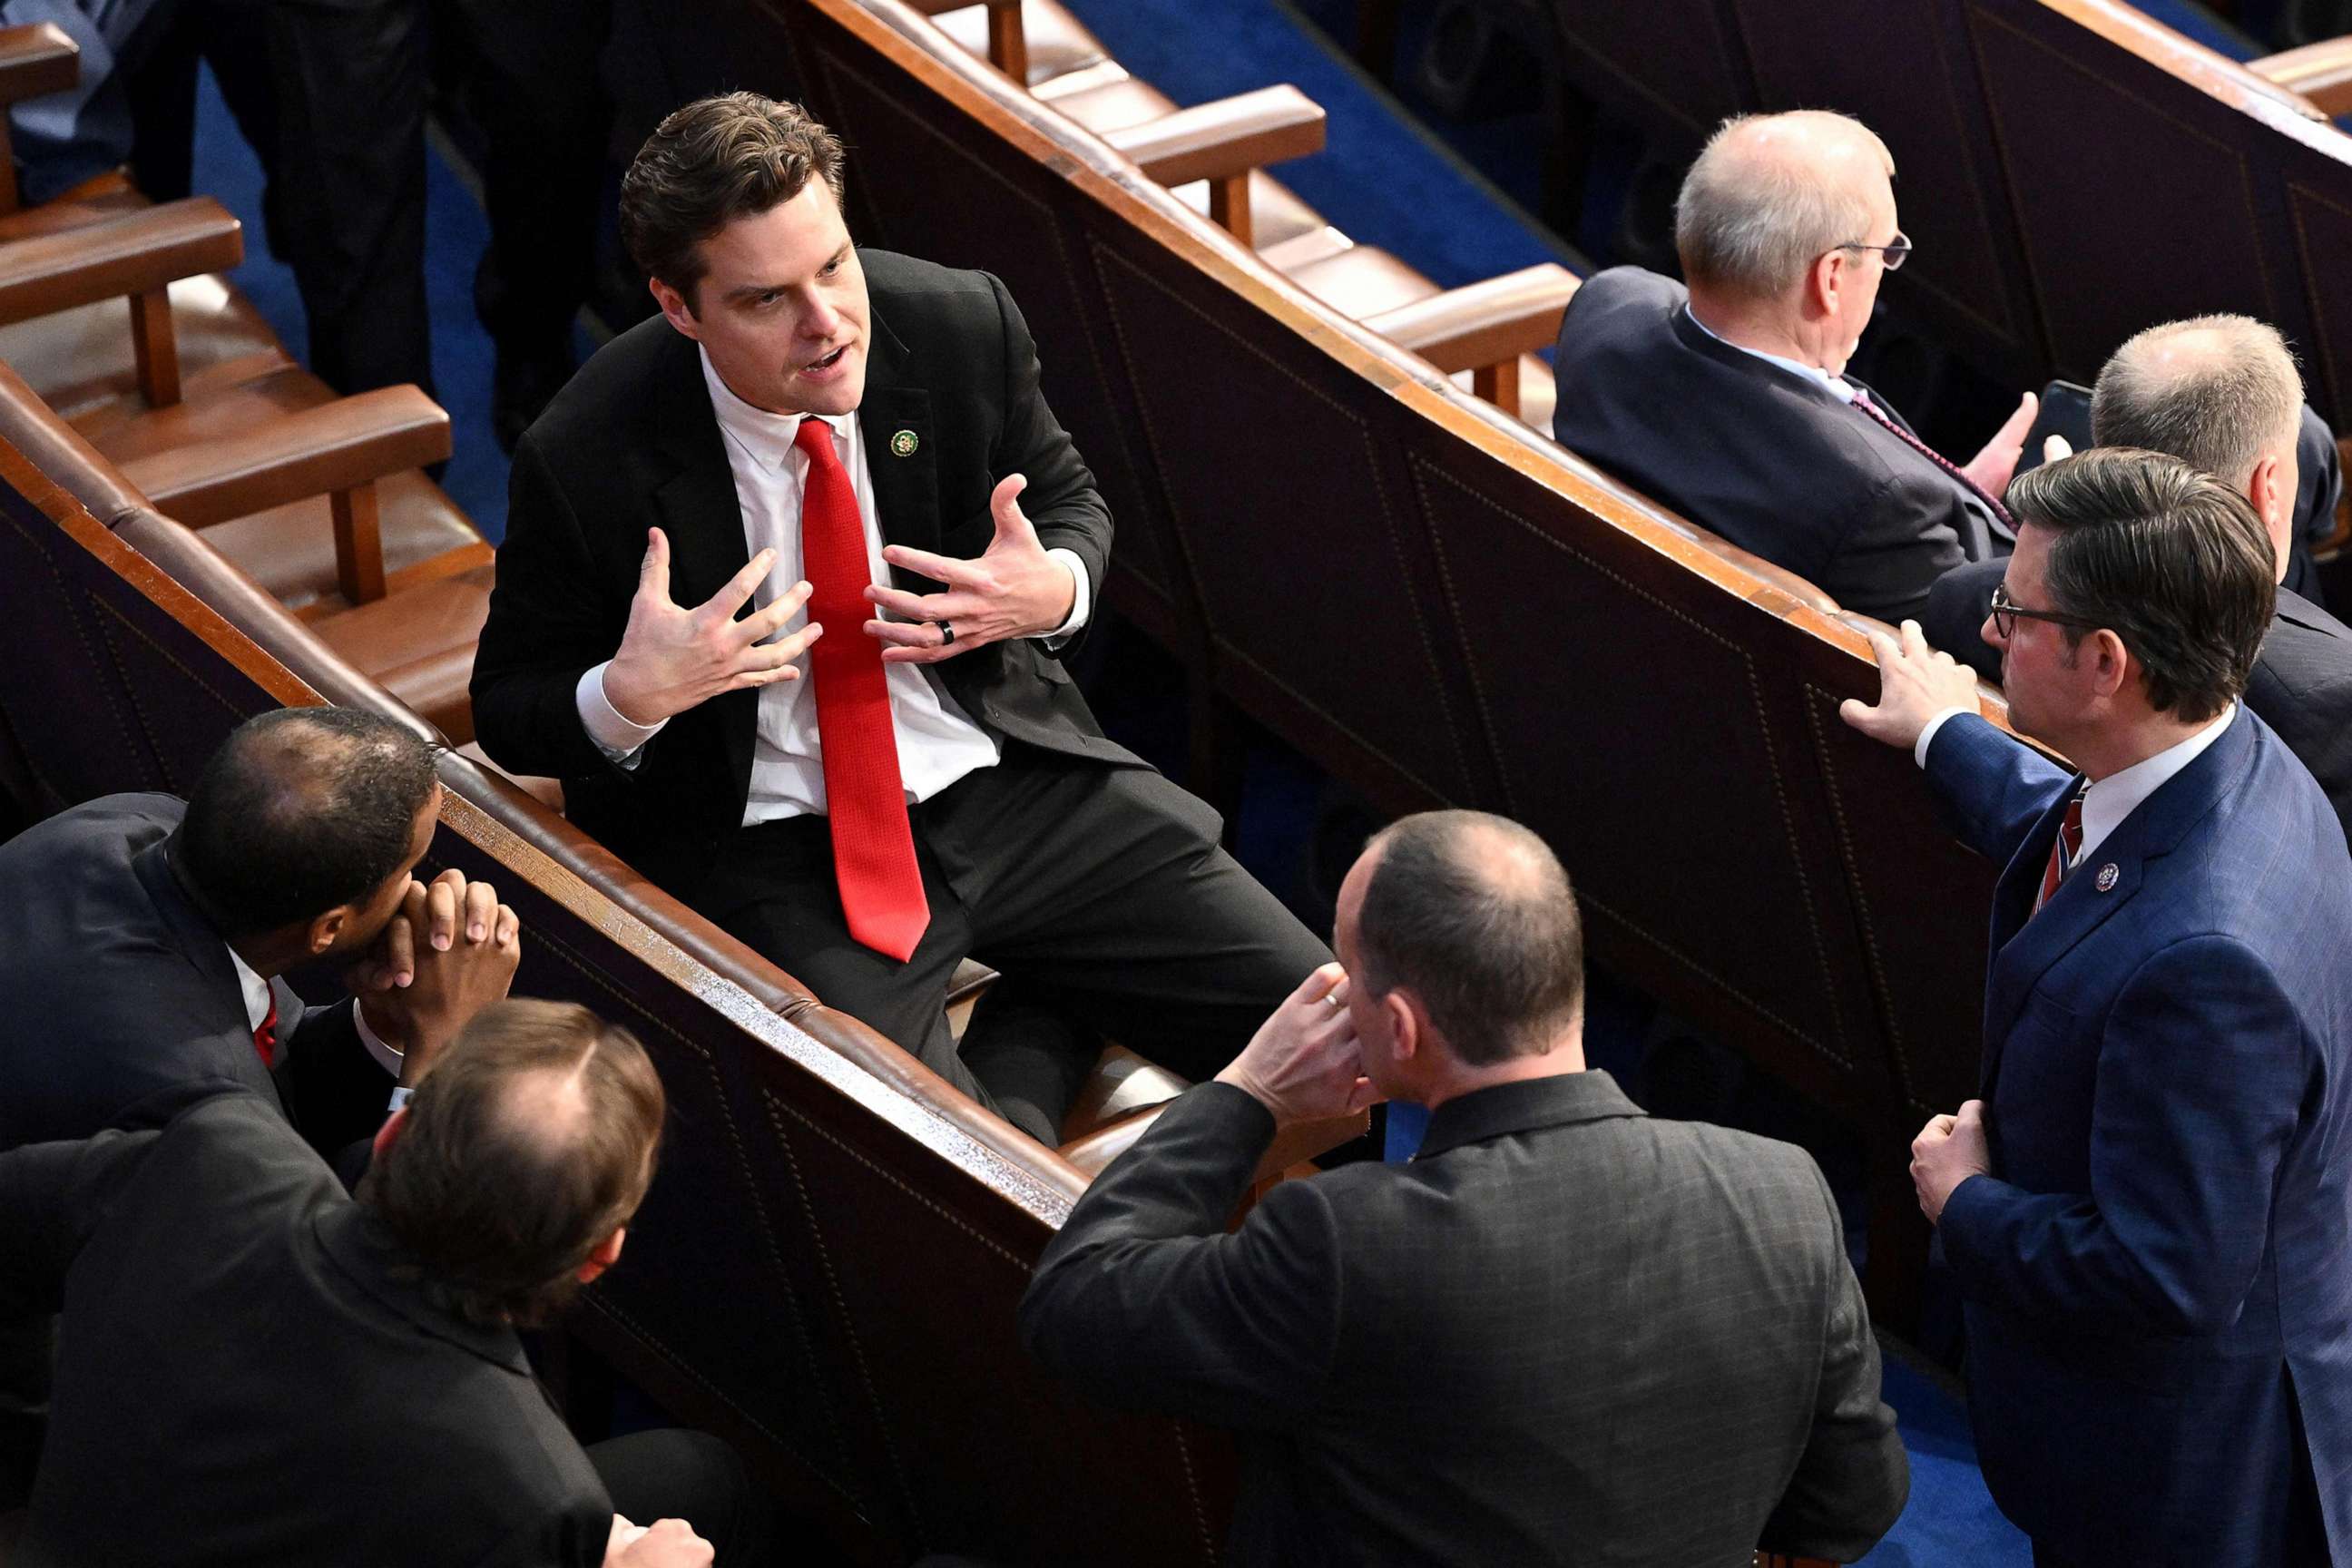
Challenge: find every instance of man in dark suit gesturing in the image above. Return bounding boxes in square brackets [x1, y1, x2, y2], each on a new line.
[1550, 110, 2035, 622]
[1021, 811, 1907, 1567]
[472, 93, 1326, 1142]
[1920, 314, 2352, 845]
[1844, 449, 2352, 1565]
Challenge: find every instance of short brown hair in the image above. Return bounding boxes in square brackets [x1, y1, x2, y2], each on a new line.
[620, 91, 847, 309]
[2007, 447, 2276, 723]
[359, 1000, 666, 1327]
[1353, 811, 1584, 1066]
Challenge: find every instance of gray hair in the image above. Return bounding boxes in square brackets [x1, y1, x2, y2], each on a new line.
[1675, 112, 1893, 299]
[1353, 811, 1583, 1067]
[2091, 314, 2303, 487]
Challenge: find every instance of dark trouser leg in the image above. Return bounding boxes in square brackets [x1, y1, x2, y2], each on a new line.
[205, 0, 432, 395]
[928, 750, 1334, 1087]
[584, 1428, 769, 1567]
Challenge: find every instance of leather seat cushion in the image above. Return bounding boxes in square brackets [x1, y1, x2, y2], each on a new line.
[1045, 79, 1327, 250]
[1451, 354, 1556, 437]
[0, 274, 289, 423]
[1044, 74, 1177, 135]
[1282, 244, 1442, 320]
[198, 471, 488, 615]
[1169, 172, 1325, 250]
[928, 0, 1109, 87]
[454, 740, 564, 813]
[310, 564, 495, 742]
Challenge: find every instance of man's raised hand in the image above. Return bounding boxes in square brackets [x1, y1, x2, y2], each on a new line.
[1960, 390, 2039, 501]
[603, 527, 822, 726]
[1214, 963, 1380, 1125]
[866, 474, 1078, 662]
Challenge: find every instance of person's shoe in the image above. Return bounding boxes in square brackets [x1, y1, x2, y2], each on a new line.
[493, 344, 579, 454]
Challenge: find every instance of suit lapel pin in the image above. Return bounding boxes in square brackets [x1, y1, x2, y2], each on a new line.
[889, 429, 919, 457]
[2095, 863, 2120, 892]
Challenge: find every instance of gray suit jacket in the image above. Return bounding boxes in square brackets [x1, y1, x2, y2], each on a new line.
[1020, 1075, 1908, 1567]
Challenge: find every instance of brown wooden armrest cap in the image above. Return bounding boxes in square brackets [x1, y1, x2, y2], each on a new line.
[1101, 85, 1328, 188]
[117, 386, 453, 526]
[0, 197, 241, 327]
[1364, 263, 1583, 374]
[0, 23, 76, 104]
[1057, 1097, 1367, 1183]
[2250, 37, 2352, 119]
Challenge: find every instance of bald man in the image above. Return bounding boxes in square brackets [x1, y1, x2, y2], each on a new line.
[1920, 315, 2352, 844]
[1551, 110, 2034, 623]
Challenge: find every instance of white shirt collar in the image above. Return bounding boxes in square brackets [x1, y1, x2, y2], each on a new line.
[1682, 305, 1857, 404]
[224, 944, 271, 1034]
[698, 347, 854, 465]
[2076, 701, 2238, 864]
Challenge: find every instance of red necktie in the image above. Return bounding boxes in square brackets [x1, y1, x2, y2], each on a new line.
[1851, 390, 2016, 531]
[795, 416, 929, 963]
[2034, 788, 2086, 916]
[253, 992, 279, 1071]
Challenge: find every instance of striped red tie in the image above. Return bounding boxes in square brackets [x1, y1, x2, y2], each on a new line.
[796, 416, 929, 963]
[2034, 789, 2087, 917]
[252, 992, 278, 1071]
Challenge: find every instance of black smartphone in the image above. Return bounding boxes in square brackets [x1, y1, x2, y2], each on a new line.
[2014, 379, 2093, 477]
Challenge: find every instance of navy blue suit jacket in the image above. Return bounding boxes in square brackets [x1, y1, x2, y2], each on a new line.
[1924, 710, 2352, 1563]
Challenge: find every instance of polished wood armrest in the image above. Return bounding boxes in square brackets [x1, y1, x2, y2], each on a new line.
[2250, 37, 2352, 119]
[1057, 1098, 1368, 1188]
[901, 0, 1027, 83]
[1101, 85, 1327, 246]
[117, 386, 452, 605]
[1366, 263, 1580, 418]
[0, 23, 76, 106]
[0, 197, 242, 403]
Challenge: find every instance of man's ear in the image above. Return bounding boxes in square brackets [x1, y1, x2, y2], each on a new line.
[1806, 249, 1847, 321]
[649, 276, 701, 342]
[1384, 989, 1423, 1064]
[307, 906, 350, 956]
[577, 1228, 627, 1286]
[2089, 629, 2134, 700]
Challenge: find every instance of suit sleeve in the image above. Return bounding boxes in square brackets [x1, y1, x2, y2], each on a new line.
[982, 271, 1112, 656]
[1759, 1166, 1908, 1560]
[0, 1127, 161, 1318]
[1921, 712, 2075, 867]
[470, 433, 637, 781]
[1020, 1083, 1340, 1429]
[1919, 558, 2005, 682]
[1941, 935, 2306, 1333]
[275, 997, 396, 1171]
[1822, 471, 1976, 625]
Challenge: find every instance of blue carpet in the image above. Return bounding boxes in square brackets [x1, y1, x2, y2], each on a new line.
[191, 66, 512, 541]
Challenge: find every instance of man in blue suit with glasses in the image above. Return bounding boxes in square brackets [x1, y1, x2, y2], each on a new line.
[1844, 446, 2352, 1567]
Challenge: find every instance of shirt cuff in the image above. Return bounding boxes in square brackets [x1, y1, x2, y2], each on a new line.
[1037, 550, 1091, 647]
[387, 1085, 415, 1114]
[1913, 706, 1974, 769]
[353, 1001, 404, 1082]
[576, 662, 665, 767]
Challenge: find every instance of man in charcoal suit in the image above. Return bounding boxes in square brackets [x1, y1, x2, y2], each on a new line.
[1551, 110, 2038, 623]
[471, 93, 1328, 1144]
[1845, 448, 2352, 1564]
[1021, 810, 1907, 1567]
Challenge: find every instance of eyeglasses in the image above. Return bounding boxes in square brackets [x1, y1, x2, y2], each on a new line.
[1835, 231, 1912, 270]
[1989, 583, 2102, 640]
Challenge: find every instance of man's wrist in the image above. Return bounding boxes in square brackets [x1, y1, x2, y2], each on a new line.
[599, 659, 669, 729]
[1912, 705, 1975, 769]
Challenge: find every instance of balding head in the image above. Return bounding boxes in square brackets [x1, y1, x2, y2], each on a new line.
[361, 1000, 666, 1326]
[1676, 111, 1896, 299]
[2092, 316, 2303, 577]
[1348, 811, 1583, 1066]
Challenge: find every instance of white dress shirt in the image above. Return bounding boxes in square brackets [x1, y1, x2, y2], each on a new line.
[225, 945, 409, 1111]
[1915, 702, 2239, 866]
[1682, 305, 1858, 405]
[574, 348, 1092, 822]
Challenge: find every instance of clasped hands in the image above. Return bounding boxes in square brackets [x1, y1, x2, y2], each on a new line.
[1215, 964, 1383, 1125]
[603, 474, 1073, 727]
[347, 867, 521, 1087]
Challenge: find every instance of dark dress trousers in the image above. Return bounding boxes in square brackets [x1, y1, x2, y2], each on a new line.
[471, 250, 1328, 1130]
[1020, 1075, 1909, 1567]
[1550, 266, 2006, 623]
[1922, 564, 2352, 846]
[0, 792, 391, 1158]
[1923, 710, 2352, 1565]
[0, 1090, 754, 1567]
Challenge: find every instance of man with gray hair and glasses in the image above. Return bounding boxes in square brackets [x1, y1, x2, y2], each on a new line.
[1551, 109, 2039, 622]
[1922, 313, 2352, 843]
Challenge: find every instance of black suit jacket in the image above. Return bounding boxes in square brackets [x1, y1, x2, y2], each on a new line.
[470, 250, 1143, 896]
[1550, 267, 2006, 623]
[1020, 1077, 1908, 1567]
[0, 794, 391, 1159]
[1921, 561, 2352, 845]
[0, 1091, 612, 1566]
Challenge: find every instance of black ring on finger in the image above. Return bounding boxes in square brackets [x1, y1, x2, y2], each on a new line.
[940, 621, 956, 646]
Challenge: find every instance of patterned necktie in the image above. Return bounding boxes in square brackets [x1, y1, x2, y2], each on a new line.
[794, 416, 929, 963]
[1850, 389, 2016, 531]
[253, 991, 279, 1071]
[2033, 786, 2088, 916]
